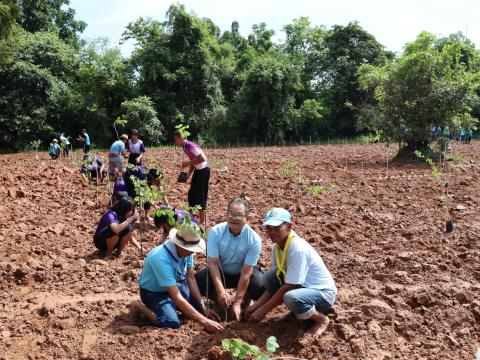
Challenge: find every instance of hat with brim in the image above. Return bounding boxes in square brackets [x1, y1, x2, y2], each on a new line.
[120, 134, 129, 141]
[169, 226, 206, 253]
[263, 208, 292, 227]
[53, 139, 58, 143]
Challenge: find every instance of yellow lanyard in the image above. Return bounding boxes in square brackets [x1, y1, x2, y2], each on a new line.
[275, 231, 295, 284]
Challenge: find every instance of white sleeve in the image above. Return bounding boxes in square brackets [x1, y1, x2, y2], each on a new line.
[285, 250, 308, 285]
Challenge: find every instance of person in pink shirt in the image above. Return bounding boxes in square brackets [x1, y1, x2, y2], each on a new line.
[173, 130, 209, 225]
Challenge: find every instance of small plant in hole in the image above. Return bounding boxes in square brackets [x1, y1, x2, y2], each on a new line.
[307, 185, 328, 196]
[449, 155, 470, 164]
[415, 150, 452, 232]
[222, 336, 279, 360]
[281, 162, 303, 178]
[212, 159, 225, 169]
[28, 140, 41, 159]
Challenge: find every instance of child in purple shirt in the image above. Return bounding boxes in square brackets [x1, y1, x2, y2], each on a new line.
[93, 197, 141, 259]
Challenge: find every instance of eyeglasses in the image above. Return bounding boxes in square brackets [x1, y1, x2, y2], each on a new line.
[227, 211, 246, 220]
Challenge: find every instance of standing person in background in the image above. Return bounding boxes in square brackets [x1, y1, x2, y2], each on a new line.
[78, 129, 91, 154]
[59, 133, 70, 157]
[128, 129, 145, 165]
[173, 130, 210, 225]
[108, 134, 129, 180]
[466, 127, 473, 144]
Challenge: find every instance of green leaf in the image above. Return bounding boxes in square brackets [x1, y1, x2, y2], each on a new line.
[266, 336, 279, 353]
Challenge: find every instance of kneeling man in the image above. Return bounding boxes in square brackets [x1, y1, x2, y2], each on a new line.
[247, 208, 337, 337]
[195, 197, 264, 321]
[129, 223, 223, 333]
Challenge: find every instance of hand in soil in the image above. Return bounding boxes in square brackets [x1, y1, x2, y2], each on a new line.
[216, 292, 228, 309]
[202, 318, 224, 333]
[231, 302, 241, 321]
[248, 307, 267, 323]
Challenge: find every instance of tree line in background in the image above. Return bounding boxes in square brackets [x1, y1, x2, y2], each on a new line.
[1, 1, 479, 153]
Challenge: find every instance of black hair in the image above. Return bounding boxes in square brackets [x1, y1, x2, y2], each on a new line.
[227, 197, 251, 216]
[111, 196, 135, 218]
[153, 207, 178, 228]
[173, 130, 182, 138]
[146, 168, 162, 184]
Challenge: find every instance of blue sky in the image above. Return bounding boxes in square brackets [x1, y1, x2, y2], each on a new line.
[70, 0, 480, 56]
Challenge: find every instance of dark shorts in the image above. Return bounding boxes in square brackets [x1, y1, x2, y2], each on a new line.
[188, 167, 210, 210]
[128, 153, 142, 165]
[84, 144, 91, 154]
[93, 224, 132, 252]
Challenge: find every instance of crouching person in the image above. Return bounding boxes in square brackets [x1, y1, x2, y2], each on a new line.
[247, 208, 337, 337]
[93, 196, 141, 259]
[129, 223, 224, 333]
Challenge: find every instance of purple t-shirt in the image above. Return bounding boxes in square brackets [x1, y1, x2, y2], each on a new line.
[80, 157, 103, 174]
[183, 140, 207, 170]
[113, 177, 127, 195]
[129, 140, 145, 155]
[94, 210, 118, 237]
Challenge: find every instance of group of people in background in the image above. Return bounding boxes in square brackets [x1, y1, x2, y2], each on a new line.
[49, 127, 337, 338]
[432, 124, 474, 143]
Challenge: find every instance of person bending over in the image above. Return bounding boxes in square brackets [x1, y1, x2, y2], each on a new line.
[247, 208, 337, 338]
[195, 197, 264, 321]
[108, 134, 129, 180]
[173, 130, 209, 225]
[93, 196, 141, 259]
[80, 154, 106, 185]
[129, 223, 224, 333]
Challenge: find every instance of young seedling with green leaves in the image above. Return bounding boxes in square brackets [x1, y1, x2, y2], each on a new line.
[29, 140, 41, 160]
[222, 336, 279, 360]
[281, 162, 306, 197]
[414, 150, 452, 232]
[130, 167, 167, 257]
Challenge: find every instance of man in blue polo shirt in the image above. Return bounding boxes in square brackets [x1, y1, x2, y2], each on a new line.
[247, 208, 337, 338]
[129, 223, 223, 332]
[108, 134, 128, 179]
[195, 197, 264, 321]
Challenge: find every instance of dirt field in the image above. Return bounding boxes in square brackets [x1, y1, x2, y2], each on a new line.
[1, 142, 479, 360]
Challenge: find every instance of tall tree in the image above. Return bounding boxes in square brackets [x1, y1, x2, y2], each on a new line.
[358, 32, 480, 154]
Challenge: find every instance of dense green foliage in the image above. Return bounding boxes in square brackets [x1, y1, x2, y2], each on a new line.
[358, 32, 480, 152]
[0, 2, 479, 152]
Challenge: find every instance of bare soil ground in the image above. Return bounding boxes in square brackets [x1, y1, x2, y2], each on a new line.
[1, 142, 479, 360]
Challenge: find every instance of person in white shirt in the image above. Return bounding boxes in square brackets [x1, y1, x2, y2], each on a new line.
[247, 208, 337, 337]
[128, 129, 145, 165]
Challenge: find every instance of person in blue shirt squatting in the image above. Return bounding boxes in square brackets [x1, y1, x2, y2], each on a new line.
[48, 139, 61, 160]
[78, 129, 91, 154]
[128, 223, 224, 333]
[195, 197, 264, 321]
[93, 196, 142, 259]
[108, 134, 129, 181]
[246, 208, 337, 338]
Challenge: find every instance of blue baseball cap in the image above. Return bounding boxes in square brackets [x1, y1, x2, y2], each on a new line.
[263, 208, 292, 226]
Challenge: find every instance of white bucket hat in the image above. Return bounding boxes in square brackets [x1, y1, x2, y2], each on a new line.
[169, 224, 206, 253]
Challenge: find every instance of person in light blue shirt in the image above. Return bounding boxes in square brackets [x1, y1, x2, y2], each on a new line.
[108, 134, 128, 179]
[247, 208, 337, 339]
[129, 224, 223, 333]
[195, 197, 264, 321]
[48, 139, 61, 159]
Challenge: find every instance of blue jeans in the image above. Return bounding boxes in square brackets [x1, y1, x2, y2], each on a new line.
[140, 284, 201, 328]
[263, 269, 333, 319]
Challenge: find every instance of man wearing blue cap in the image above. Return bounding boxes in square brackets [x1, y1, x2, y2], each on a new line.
[247, 208, 337, 337]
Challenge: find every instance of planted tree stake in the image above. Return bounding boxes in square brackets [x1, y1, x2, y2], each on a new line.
[390, 310, 396, 359]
